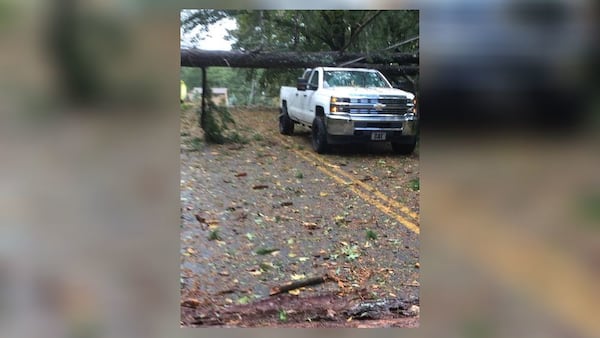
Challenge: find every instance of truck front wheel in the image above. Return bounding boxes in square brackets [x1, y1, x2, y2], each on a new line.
[279, 105, 294, 135]
[311, 116, 329, 154]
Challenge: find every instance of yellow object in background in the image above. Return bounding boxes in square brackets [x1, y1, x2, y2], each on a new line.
[180, 80, 187, 102]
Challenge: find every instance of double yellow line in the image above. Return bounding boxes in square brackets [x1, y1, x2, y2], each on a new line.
[278, 136, 420, 235]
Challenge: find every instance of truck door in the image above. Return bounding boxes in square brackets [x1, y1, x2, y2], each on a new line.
[287, 70, 311, 120]
[287, 87, 304, 119]
[299, 70, 319, 124]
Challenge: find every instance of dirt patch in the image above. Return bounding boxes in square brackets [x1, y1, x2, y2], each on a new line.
[181, 291, 419, 327]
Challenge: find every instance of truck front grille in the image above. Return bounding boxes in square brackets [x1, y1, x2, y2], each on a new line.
[354, 121, 404, 129]
[348, 96, 410, 114]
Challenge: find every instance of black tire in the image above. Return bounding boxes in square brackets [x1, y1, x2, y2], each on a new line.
[279, 105, 294, 135]
[311, 116, 329, 154]
[391, 138, 417, 155]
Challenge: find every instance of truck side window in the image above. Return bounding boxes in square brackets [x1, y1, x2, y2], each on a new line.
[308, 71, 319, 90]
[303, 69, 312, 80]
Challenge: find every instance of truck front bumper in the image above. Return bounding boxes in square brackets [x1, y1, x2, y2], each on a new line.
[326, 113, 418, 143]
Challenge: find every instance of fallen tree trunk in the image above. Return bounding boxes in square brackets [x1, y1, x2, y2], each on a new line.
[181, 49, 418, 69]
[348, 64, 419, 76]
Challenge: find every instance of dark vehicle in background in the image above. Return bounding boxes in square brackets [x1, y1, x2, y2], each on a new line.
[420, 0, 592, 129]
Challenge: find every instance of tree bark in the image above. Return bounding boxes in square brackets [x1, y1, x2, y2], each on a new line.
[349, 63, 419, 75]
[181, 49, 418, 69]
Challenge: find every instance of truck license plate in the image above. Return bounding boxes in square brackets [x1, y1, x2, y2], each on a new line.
[371, 132, 386, 141]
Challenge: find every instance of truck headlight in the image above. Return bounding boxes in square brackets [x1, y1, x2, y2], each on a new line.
[330, 97, 350, 113]
[410, 97, 418, 115]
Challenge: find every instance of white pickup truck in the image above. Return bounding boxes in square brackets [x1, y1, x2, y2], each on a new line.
[279, 67, 418, 154]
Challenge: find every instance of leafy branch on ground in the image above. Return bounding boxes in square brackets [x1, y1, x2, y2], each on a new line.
[198, 90, 246, 144]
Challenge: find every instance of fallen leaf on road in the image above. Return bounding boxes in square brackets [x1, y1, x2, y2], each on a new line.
[253, 185, 269, 190]
[290, 273, 306, 280]
[255, 248, 279, 255]
[303, 222, 319, 230]
[248, 269, 262, 276]
[407, 305, 420, 316]
[181, 298, 201, 308]
[235, 172, 247, 177]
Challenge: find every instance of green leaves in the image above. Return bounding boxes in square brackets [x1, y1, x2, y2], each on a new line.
[341, 245, 361, 261]
[409, 178, 420, 191]
[255, 248, 280, 255]
[207, 229, 221, 241]
[366, 229, 377, 240]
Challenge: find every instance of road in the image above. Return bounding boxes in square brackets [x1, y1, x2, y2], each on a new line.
[180, 107, 420, 327]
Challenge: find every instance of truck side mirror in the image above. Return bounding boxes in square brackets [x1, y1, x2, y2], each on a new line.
[297, 78, 308, 91]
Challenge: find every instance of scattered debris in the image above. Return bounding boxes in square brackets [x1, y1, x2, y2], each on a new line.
[181, 298, 201, 308]
[270, 275, 331, 296]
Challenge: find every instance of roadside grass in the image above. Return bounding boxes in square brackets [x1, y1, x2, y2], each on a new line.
[187, 137, 204, 151]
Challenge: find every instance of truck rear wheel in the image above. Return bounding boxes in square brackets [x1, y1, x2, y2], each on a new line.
[311, 116, 329, 154]
[279, 105, 294, 135]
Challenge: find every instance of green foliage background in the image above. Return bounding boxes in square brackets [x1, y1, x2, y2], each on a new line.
[181, 10, 419, 107]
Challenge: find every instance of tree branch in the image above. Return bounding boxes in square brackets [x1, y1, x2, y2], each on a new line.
[269, 275, 331, 296]
[340, 10, 383, 52]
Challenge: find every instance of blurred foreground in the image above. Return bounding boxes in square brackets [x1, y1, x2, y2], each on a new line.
[1, 0, 598, 337]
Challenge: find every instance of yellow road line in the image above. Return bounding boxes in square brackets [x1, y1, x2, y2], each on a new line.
[298, 146, 419, 221]
[278, 135, 419, 222]
[290, 147, 420, 235]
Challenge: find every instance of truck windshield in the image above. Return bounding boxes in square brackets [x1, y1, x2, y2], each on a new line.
[323, 70, 390, 88]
